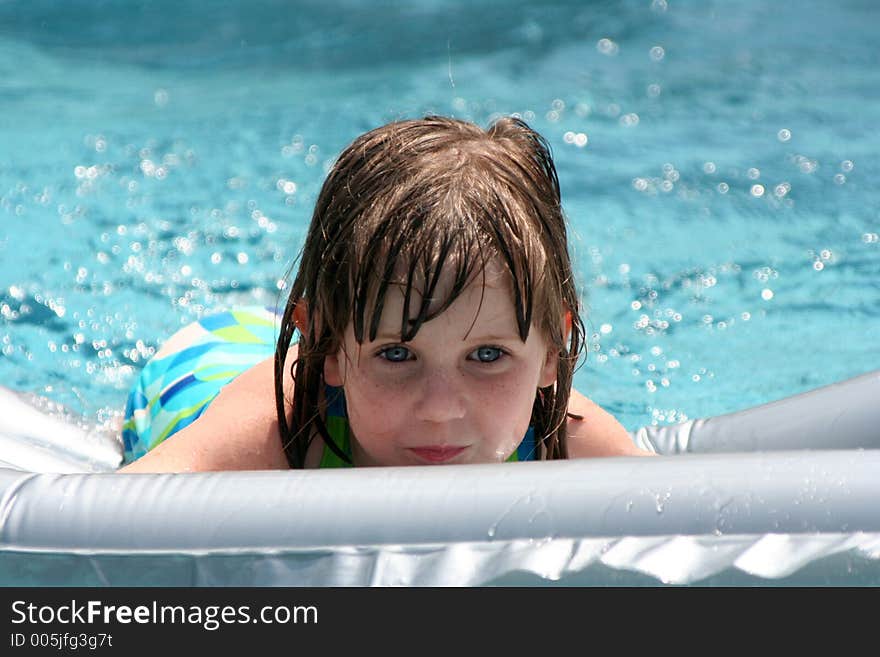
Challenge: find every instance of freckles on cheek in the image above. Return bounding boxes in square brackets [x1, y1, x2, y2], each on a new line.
[347, 381, 401, 437]
[498, 368, 539, 406]
[484, 381, 528, 430]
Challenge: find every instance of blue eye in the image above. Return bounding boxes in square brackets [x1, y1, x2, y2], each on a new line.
[379, 345, 412, 362]
[471, 346, 504, 363]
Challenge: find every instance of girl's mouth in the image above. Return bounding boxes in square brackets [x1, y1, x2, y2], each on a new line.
[408, 446, 468, 463]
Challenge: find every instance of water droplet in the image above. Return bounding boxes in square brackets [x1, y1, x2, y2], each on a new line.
[796, 155, 818, 174]
[597, 38, 619, 56]
[777, 128, 792, 142]
[654, 491, 671, 514]
[566, 131, 588, 147]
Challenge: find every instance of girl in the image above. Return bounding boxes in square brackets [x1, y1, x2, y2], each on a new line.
[119, 115, 650, 473]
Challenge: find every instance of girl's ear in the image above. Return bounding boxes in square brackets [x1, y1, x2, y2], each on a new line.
[324, 350, 344, 386]
[539, 310, 571, 388]
[295, 299, 345, 386]
[540, 347, 558, 388]
[293, 300, 308, 336]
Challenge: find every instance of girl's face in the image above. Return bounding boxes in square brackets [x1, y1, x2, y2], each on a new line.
[324, 262, 558, 466]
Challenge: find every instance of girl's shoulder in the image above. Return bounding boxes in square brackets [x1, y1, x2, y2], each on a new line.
[120, 353, 294, 472]
[566, 388, 654, 458]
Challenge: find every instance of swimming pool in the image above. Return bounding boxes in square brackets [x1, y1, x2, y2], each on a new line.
[1, 0, 878, 435]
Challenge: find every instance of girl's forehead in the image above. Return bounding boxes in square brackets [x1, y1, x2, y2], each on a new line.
[386, 256, 510, 290]
[350, 240, 542, 344]
[387, 257, 511, 301]
[374, 260, 516, 330]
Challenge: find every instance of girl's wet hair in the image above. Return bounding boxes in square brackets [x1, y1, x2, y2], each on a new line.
[274, 115, 585, 467]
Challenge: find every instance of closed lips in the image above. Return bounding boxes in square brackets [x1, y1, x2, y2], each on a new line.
[408, 446, 468, 462]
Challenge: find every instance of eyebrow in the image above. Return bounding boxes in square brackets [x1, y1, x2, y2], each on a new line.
[370, 332, 521, 343]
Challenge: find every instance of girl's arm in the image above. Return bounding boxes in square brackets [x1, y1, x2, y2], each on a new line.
[566, 387, 654, 457]
[117, 354, 292, 473]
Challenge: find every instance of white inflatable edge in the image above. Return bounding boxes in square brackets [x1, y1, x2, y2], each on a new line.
[1, 452, 880, 585]
[0, 387, 122, 473]
[1, 369, 879, 585]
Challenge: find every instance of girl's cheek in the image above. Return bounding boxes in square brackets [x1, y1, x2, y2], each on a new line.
[357, 368, 415, 406]
[362, 361, 421, 390]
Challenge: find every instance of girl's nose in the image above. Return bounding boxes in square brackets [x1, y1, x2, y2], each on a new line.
[414, 370, 467, 423]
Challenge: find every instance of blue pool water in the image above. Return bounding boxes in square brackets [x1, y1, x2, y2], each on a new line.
[1, 0, 878, 433]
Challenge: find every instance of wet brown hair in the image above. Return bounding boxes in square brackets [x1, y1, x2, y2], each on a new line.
[274, 115, 585, 467]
